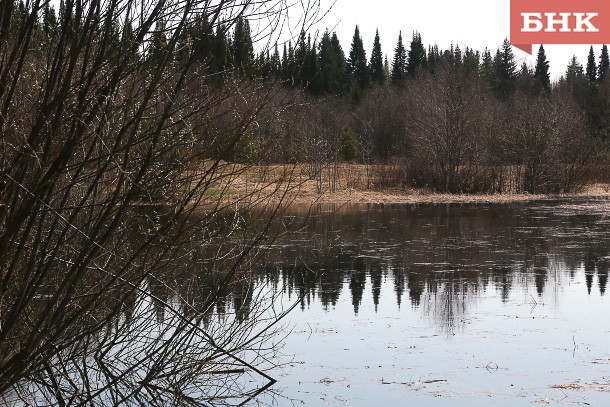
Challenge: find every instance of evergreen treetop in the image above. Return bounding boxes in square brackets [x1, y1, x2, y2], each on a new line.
[391, 31, 407, 84]
[534, 45, 550, 94]
[407, 31, 426, 76]
[586, 46, 597, 83]
[598, 45, 610, 82]
[369, 29, 385, 84]
[347, 25, 369, 89]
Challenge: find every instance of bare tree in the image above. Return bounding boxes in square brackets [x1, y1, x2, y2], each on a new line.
[408, 65, 491, 193]
[498, 92, 594, 193]
[0, 0, 321, 404]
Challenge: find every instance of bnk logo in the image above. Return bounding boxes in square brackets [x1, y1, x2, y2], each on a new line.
[510, 0, 610, 54]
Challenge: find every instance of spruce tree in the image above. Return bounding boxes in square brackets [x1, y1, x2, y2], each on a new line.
[598, 45, 610, 82]
[462, 47, 479, 75]
[270, 42, 281, 76]
[586, 46, 597, 83]
[479, 48, 494, 86]
[121, 20, 138, 64]
[427, 44, 439, 73]
[384, 54, 390, 79]
[281, 43, 289, 81]
[302, 37, 321, 93]
[42, 4, 57, 37]
[517, 62, 534, 95]
[213, 24, 229, 74]
[331, 32, 349, 91]
[407, 31, 426, 76]
[148, 21, 167, 69]
[533, 45, 550, 94]
[318, 31, 348, 94]
[391, 32, 407, 84]
[564, 55, 585, 92]
[565, 56, 584, 80]
[453, 44, 462, 66]
[493, 39, 517, 97]
[369, 29, 385, 84]
[230, 17, 254, 75]
[175, 22, 192, 64]
[191, 16, 215, 66]
[347, 25, 369, 89]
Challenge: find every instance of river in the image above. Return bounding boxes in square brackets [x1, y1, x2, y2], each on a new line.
[254, 200, 610, 405]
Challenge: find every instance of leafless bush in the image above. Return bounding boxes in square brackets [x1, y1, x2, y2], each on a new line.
[494, 92, 595, 193]
[407, 65, 492, 193]
[0, 0, 321, 404]
[367, 159, 410, 190]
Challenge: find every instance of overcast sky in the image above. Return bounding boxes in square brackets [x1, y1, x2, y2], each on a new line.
[311, 0, 595, 80]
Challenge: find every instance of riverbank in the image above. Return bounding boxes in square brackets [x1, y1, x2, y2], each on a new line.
[200, 163, 610, 206]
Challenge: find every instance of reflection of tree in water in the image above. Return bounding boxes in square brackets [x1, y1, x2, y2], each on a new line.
[393, 266, 406, 309]
[407, 271, 426, 307]
[583, 248, 610, 296]
[349, 258, 367, 315]
[370, 264, 383, 311]
[490, 265, 512, 302]
[250, 203, 610, 332]
[599, 261, 609, 296]
[422, 276, 477, 335]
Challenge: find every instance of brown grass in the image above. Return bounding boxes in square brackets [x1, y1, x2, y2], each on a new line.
[195, 163, 610, 207]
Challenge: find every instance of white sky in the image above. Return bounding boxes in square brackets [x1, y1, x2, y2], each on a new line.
[313, 0, 596, 80]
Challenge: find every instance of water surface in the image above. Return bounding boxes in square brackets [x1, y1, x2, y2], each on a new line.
[257, 201, 610, 405]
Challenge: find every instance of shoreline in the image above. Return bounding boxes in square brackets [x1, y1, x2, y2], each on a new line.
[199, 163, 610, 207]
[274, 185, 610, 206]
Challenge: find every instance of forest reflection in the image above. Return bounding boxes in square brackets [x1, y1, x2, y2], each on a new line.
[252, 202, 610, 329]
[133, 202, 610, 333]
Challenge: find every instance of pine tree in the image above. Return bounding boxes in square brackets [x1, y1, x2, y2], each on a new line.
[479, 48, 494, 86]
[533, 45, 550, 94]
[598, 45, 610, 82]
[369, 29, 385, 84]
[586, 46, 597, 83]
[391, 32, 407, 84]
[347, 25, 369, 89]
[407, 31, 426, 76]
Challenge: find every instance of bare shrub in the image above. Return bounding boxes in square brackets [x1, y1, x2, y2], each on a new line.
[0, 0, 321, 404]
[407, 65, 492, 193]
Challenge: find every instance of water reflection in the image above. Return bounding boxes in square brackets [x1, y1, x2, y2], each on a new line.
[256, 202, 610, 333]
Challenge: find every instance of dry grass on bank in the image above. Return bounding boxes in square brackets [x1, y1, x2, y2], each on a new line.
[195, 162, 610, 207]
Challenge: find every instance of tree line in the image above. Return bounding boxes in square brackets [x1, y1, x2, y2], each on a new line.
[10, 2, 610, 194]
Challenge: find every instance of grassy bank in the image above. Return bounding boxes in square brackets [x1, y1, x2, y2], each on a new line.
[198, 163, 610, 206]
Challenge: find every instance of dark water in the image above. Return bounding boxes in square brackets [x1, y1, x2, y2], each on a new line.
[256, 201, 610, 405]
